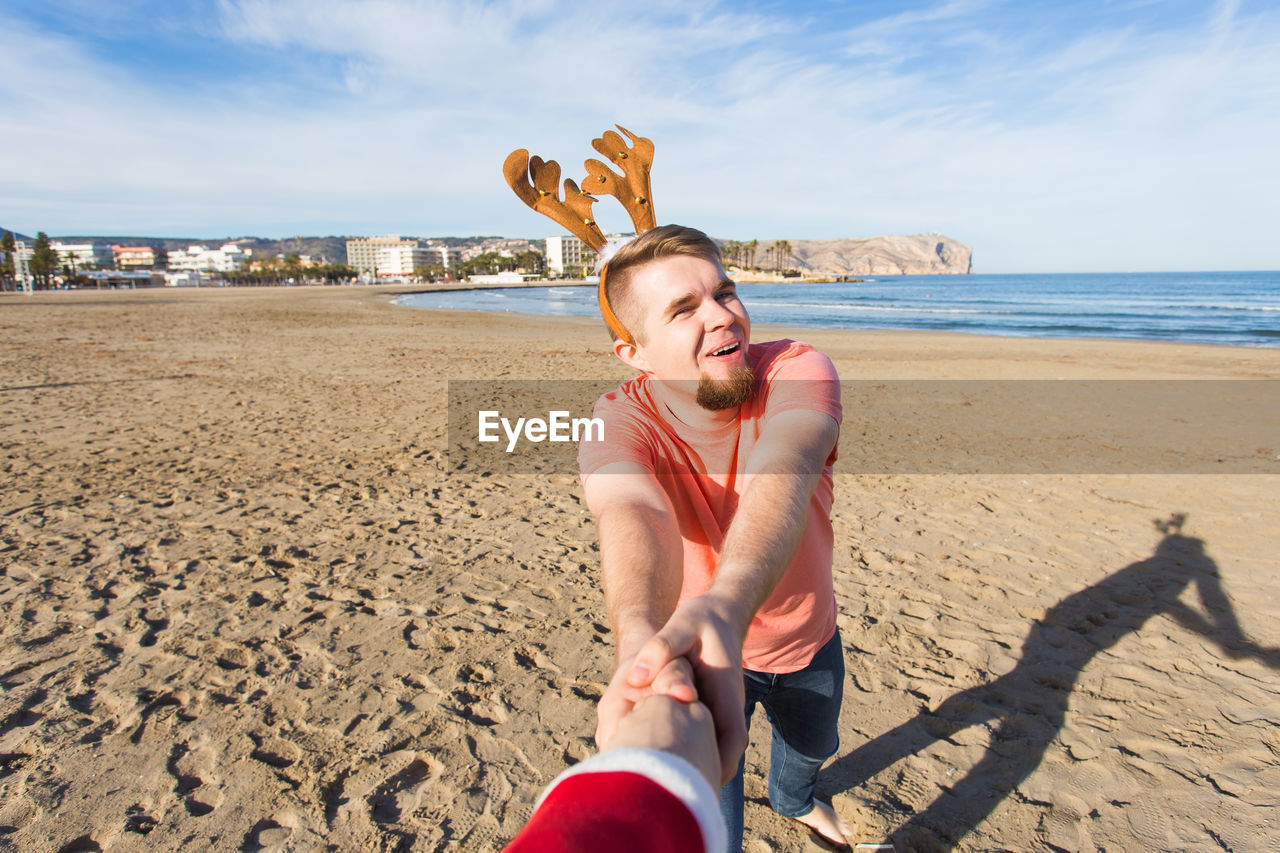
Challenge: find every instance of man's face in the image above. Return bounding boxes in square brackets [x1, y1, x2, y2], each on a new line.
[624, 255, 753, 406]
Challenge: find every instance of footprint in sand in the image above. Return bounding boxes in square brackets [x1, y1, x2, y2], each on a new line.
[404, 621, 457, 653]
[243, 812, 301, 851]
[54, 833, 110, 853]
[138, 608, 169, 648]
[0, 782, 40, 839]
[128, 689, 198, 745]
[1038, 793, 1093, 852]
[250, 734, 302, 769]
[167, 736, 223, 816]
[0, 687, 48, 751]
[447, 687, 506, 727]
[201, 638, 254, 672]
[333, 749, 444, 829]
[123, 802, 158, 837]
[512, 644, 562, 675]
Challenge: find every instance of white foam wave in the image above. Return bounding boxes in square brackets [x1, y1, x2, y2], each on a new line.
[761, 301, 990, 316]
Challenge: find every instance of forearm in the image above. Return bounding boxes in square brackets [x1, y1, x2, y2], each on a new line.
[598, 501, 684, 660]
[708, 463, 822, 639]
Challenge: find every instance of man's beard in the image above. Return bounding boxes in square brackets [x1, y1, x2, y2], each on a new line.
[696, 365, 755, 410]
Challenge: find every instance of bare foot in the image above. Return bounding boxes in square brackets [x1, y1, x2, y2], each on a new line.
[794, 800, 851, 849]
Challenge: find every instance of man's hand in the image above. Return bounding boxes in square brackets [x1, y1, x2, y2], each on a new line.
[625, 594, 747, 784]
[596, 655, 698, 752]
[605, 695, 721, 791]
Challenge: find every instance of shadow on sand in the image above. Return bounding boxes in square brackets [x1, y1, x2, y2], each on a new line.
[823, 513, 1280, 851]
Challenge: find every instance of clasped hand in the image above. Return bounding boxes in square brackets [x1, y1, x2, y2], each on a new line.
[595, 594, 747, 785]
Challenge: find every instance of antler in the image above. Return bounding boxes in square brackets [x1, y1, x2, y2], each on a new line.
[503, 126, 656, 246]
[503, 149, 607, 250]
[583, 125, 656, 233]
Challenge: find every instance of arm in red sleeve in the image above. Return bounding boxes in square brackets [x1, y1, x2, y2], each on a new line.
[504, 748, 726, 853]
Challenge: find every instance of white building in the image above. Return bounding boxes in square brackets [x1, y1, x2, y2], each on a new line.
[345, 235, 456, 278]
[345, 235, 418, 277]
[545, 235, 600, 277]
[165, 271, 212, 287]
[468, 271, 530, 284]
[424, 246, 463, 269]
[51, 242, 113, 269]
[167, 243, 252, 273]
[375, 243, 433, 277]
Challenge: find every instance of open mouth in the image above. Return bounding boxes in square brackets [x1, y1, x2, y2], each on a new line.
[707, 342, 740, 358]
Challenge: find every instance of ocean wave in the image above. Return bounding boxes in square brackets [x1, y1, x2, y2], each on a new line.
[758, 301, 992, 316]
[1191, 304, 1280, 312]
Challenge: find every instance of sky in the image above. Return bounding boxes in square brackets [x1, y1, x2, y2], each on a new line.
[1, 0, 1278, 273]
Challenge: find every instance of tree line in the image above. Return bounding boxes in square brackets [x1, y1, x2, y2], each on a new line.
[720, 239, 797, 273]
[216, 253, 357, 286]
[1, 231, 62, 290]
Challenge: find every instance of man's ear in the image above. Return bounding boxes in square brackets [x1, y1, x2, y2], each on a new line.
[613, 338, 652, 374]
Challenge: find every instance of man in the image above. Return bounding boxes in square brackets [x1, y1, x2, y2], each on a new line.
[579, 225, 850, 849]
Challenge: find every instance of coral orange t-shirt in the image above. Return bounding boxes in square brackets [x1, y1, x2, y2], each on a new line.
[579, 340, 841, 673]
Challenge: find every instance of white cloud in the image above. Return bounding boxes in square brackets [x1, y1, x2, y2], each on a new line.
[1, 0, 1277, 270]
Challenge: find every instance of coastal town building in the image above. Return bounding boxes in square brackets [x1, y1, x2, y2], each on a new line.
[82, 270, 163, 288]
[168, 243, 252, 273]
[346, 235, 429, 277]
[460, 238, 541, 262]
[375, 243, 432, 277]
[424, 246, 463, 269]
[165, 271, 212, 287]
[545, 234, 599, 277]
[51, 242, 114, 269]
[112, 245, 156, 269]
[468, 271, 532, 284]
[345, 236, 461, 277]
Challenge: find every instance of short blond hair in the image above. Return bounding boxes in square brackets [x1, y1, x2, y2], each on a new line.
[602, 225, 723, 343]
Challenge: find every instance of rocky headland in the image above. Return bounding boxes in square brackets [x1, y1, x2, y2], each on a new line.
[785, 233, 972, 276]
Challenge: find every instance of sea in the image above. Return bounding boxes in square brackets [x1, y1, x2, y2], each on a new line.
[396, 271, 1280, 348]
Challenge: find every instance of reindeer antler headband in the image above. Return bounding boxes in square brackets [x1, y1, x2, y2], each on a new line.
[502, 125, 656, 343]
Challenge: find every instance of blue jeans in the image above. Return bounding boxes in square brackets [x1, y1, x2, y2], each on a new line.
[719, 629, 845, 850]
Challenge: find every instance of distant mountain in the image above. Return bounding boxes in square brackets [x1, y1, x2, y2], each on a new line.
[741, 234, 972, 276]
[2, 228, 33, 242]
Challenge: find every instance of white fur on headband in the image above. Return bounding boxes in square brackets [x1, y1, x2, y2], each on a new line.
[593, 235, 637, 274]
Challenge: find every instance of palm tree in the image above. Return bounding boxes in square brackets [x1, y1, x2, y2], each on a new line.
[776, 240, 792, 272]
[723, 241, 739, 268]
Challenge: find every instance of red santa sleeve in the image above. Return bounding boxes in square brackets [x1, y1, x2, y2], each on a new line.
[503, 748, 726, 853]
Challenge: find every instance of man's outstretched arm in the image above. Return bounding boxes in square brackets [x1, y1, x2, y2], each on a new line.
[626, 409, 840, 777]
[584, 461, 697, 749]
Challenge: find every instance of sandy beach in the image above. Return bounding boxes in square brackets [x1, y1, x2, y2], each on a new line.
[1, 285, 1277, 852]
